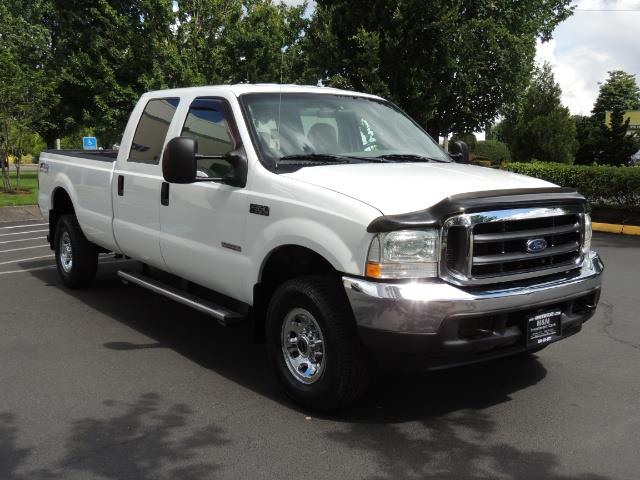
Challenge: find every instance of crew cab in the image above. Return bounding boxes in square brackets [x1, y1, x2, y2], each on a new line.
[38, 85, 603, 411]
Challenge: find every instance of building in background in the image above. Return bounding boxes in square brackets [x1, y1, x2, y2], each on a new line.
[605, 110, 640, 133]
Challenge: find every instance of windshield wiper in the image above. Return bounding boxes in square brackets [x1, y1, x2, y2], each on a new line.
[279, 153, 354, 163]
[278, 153, 390, 164]
[374, 154, 449, 163]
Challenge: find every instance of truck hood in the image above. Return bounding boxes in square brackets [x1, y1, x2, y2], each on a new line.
[283, 162, 555, 215]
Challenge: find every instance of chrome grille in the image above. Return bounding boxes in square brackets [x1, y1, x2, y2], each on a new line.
[441, 207, 585, 286]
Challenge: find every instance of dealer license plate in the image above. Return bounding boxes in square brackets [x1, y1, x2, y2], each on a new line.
[526, 310, 562, 346]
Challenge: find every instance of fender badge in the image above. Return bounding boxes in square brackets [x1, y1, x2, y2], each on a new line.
[250, 204, 270, 216]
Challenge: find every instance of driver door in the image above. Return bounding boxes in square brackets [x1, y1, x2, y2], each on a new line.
[159, 96, 249, 300]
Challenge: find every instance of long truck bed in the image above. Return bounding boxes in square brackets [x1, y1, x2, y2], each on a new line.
[38, 150, 120, 253]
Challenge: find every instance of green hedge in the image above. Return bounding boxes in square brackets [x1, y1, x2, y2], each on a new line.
[502, 162, 640, 210]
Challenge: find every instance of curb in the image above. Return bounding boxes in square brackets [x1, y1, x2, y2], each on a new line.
[593, 222, 640, 236]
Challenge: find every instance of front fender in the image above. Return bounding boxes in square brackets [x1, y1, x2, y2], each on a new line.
[249, 216, 371, 288]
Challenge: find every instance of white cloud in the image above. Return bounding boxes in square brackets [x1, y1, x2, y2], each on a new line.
[536, 0, 640, 115]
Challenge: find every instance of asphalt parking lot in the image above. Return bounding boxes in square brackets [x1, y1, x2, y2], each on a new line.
[0, 218, 638, 480]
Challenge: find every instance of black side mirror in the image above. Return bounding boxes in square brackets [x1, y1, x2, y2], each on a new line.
[449, 140, 470, 164]
[162, 137, 197, 183]
[163, 136, 248, 187]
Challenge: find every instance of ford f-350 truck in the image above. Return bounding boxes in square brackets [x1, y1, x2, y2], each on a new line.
[38, 85, 603, 411]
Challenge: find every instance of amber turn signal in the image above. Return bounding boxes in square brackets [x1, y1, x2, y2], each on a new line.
[365, 262, 381, 278]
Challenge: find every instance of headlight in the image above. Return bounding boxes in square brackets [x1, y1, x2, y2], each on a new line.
[366, 229, 439, 279]
[583, 214, 592, 254]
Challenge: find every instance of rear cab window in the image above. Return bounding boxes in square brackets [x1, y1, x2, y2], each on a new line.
[129, 98, 180, 164]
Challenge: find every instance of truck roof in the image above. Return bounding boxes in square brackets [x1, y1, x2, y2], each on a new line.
[143, 84, 384, 100]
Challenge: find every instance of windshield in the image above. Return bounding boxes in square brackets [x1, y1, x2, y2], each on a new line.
[240, 93, 450, 170]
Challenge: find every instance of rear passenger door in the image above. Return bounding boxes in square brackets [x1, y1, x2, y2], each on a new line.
[112, 97, 180, 269]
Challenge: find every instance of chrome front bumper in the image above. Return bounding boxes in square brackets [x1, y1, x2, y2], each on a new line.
[343, 251, 603, 362]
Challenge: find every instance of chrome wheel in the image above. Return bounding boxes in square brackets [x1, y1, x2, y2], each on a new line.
[281, 308, 325, 384]
[59, 231, 73, 273]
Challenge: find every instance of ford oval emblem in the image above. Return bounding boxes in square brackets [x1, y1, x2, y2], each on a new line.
[526, 238, 548, 253]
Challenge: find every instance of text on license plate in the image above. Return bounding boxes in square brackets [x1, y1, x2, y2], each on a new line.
[527, 310, 562, 345]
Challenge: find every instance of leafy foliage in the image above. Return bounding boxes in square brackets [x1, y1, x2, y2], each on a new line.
[474, 140, 510, 164]
[502, 63, 577, 164]
[573, 115, 599, 165]
[0, 1, 57, 190]
[503, 161, 640, 210]
[592, 71, 640, 121]
[304, 0, 574, 138]
[596, 109, 640, 166]
[573, 72, 640, 166]
[41, 0, 185, 147]
[29, 0, 309, 148]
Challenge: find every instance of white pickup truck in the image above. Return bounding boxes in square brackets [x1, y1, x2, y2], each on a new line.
[38, 84, 603, 410]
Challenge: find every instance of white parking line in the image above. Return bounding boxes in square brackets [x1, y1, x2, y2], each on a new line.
[0, 229, 48, 237]
[0, 256, 126, 275]
[0, 255, 53, 266]
[0, 244, 50, 253]
[0, 223, 48, 230]
[0, 265, 55, 275]
[0, 236, 47, 245]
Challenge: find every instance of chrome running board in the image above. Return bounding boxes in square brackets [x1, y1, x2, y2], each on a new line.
[117, 270, 246, 326]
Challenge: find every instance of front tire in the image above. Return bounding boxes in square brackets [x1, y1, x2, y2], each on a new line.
[54, 214, 98, 289]
[266, 275, 371, 411]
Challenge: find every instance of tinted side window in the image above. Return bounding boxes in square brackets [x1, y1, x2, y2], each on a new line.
[129, 98, 179, 164]
[181, 97, 238, 179]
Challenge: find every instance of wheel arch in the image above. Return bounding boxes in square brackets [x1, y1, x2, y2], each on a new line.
[252, 244, 342, 341]
[48, 187, 76, 249]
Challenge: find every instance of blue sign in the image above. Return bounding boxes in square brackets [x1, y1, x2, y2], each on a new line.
[82, 137, 98, 150]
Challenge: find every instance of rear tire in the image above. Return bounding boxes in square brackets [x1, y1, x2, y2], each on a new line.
[54, 214, 98, 289]
[266, 275, 371, 412]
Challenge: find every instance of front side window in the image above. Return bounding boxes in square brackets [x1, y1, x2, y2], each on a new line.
[241, 93, 450, 170]
[181, 97, 239, 179]
[129, 98, 180, 164]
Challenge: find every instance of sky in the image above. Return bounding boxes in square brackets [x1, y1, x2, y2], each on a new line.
[284, 0, 639, 118]
[535, 0, 640, 116]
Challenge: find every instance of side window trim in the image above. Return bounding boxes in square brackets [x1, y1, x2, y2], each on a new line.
[128, 97, 180, 165]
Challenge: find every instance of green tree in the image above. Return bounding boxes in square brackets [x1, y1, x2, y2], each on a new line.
[474, 139, 510, 164]
[588, 71, 640, 165]
[592, 70, 640, 122]
[596, 109, 640, 166]
[303, 0, 574, 138]
[232, 1, 309, 84]
[174, 0, 244, 86]
[38, 0, 180, 148]
[505, 63, 577, 163]
[0, 1, 56, 191]
[36, 0, 308, 147]
[485, 122, 505, 142]
[573, 115, 599, 165]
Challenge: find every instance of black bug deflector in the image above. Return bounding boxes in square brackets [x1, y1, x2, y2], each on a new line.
[367, 187, 586, 233]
